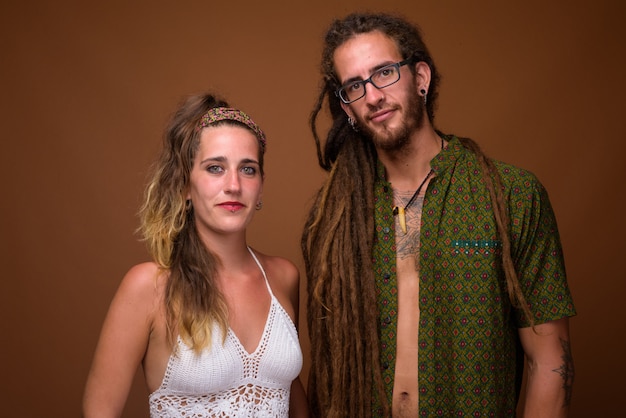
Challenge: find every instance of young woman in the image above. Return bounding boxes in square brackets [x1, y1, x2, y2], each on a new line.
[83, 93, 308, 417]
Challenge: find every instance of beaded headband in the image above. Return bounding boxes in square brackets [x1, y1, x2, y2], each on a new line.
[198, 107, 266, 150]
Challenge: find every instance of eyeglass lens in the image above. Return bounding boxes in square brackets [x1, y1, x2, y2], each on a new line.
[339, 63, 401, 103]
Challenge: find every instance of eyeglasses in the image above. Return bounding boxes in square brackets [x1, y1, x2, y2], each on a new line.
[336, 58, 413, 104]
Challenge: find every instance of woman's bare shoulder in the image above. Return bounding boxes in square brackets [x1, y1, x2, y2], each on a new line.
[250, 249, 301, 322]
[252, 250, 299, 284]
[114, 262, 168, 304]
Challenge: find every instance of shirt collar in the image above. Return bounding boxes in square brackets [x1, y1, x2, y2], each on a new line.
[375, 133, 462, 182]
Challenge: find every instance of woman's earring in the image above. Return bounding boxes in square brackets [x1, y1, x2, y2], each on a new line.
[348, 116, 358, 132]
[256, 201, 263, 210]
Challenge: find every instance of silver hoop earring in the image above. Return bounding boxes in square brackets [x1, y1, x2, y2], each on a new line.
[256, 201, 263, 210]
[348, 116, 358, 132]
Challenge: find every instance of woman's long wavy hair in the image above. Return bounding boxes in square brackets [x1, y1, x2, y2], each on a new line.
[138, 93, 264, 352]
[301, 12, 533, 417]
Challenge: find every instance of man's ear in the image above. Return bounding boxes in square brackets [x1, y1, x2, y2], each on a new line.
[340, 101, 355, 120]
[414, 61, 432, 94]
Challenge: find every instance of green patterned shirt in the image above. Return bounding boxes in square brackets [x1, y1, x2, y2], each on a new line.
[372, 135, 576, 416]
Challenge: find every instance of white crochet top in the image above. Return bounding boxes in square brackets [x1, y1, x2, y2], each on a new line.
[148, 248, 303, 417]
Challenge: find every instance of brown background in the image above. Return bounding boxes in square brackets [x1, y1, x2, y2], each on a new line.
[2, 0, 624, 416]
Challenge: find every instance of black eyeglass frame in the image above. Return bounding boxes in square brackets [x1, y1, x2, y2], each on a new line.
[335, 57, 414, 104]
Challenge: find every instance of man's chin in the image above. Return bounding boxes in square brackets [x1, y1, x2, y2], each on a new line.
[373, 135, 410, 152]
[365, 125, 405, 150]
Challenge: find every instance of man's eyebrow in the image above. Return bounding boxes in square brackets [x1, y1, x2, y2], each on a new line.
[341, 61, 397, 85]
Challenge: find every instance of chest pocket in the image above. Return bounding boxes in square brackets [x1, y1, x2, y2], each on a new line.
[451, 239, 501, 256]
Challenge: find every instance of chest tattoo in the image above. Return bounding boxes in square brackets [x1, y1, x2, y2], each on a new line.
[394, 190, 425, 262]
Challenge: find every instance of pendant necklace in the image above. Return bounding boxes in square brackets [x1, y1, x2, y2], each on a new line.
[392, 138, 443, 234]
[392, 169, 433, 234]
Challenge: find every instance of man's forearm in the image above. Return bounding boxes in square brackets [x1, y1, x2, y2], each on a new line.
[522, 338, 574, 417]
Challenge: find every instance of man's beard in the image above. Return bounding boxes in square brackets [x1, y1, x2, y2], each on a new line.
[358, 90, 425, 152]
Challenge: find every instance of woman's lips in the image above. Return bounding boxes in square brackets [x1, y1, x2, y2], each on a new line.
[220, 202, 244, 212]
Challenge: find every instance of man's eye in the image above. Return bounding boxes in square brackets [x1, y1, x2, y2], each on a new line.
[348, 82, 363, 92]
[378, 67, 395, 78]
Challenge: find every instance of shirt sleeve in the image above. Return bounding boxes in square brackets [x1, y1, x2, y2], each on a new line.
[501, 164, 577, 327]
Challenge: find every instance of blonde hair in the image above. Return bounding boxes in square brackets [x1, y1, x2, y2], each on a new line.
[138, 93, 265, 352]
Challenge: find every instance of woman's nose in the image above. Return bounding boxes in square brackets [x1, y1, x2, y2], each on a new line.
[224, 170, 241, 193]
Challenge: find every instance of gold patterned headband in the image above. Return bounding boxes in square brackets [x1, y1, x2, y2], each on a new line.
[198, 107, 266, 150]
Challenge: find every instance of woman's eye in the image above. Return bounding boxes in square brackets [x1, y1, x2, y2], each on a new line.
[241, 166, 257, 175]
[207, 165, 223, 174]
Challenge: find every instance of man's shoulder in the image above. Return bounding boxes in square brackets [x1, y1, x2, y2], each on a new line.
[445, 134, 544, 193]
[492, 159, 537, 180]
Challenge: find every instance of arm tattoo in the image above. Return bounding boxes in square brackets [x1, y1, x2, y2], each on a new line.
[552, 338, 575, 407]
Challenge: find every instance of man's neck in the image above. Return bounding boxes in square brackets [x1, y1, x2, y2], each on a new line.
[378, 127, 442, 190]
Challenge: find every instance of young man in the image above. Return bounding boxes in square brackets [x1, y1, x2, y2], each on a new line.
[301, 12, 576, 417]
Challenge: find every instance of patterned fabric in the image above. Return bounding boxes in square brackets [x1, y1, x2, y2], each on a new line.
[372, 135, 576, 416]
[149, 248, 302, 417]
[198, 107, 266, 151]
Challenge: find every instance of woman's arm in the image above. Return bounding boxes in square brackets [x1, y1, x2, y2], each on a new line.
[290, 377, 310, 418]
[518, 317, 574, 418]
[260, 253, 311, 417]
[82, 263, 160, 418]
[270, 255, 310, 417]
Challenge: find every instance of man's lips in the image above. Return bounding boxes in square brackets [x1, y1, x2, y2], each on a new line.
[368, 108, 395, 123]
